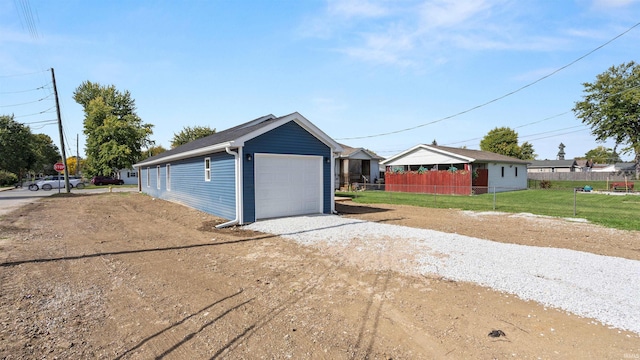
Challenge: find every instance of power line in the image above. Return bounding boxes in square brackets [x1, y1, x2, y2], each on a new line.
[14, 0, 39, 40]
[337, 21, 640, 141]
[12, 106, 56, 118]
[0, 69, 48, 78]
[20, 118, 57, 124]
[0, 94, 53, 107]
[526, 128, 590, 142]
[0, 85, 48, 94]
[444, 111, 571, 146]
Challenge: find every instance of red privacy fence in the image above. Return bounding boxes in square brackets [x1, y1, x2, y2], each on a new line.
[385, 170, 473, 195]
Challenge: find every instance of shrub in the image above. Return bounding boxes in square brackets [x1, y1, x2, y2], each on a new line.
[0, 170, 18, 187]
[539, 180, 552, 189]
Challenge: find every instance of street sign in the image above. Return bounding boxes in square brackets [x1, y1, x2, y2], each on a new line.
[53, 162, 65, 172]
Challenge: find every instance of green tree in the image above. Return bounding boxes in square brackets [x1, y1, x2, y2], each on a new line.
[171, 126, 216, 148]
[0, 115, 34, 179]
[139, 145, 167, 161]
[519, 141, 536, 160]
[584, 146, 621, 164]
[479, 127, 532, 159]
[73, 81, 153, 176]
[31, 134, 61, 174]
[573, 61, 640, 179]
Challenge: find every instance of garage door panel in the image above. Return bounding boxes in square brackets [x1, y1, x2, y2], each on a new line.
[255, 154, 322, 219]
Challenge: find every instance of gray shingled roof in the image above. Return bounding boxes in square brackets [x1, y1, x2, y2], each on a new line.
[337, 143, 385, 160]
[528, 159, 577, 168]
[428, 145, 530, 164]
[137, 114, 281, 164]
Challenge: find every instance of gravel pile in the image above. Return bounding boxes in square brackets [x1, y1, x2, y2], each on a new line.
[246, 214, 640, 335]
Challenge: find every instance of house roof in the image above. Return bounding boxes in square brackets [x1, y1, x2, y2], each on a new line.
[615, 162, 637, 171]
[134, 112, 343, 167]
[337, 143, 385, 160]
[528, 159, 577, 168]
[381, 144, 529, 166]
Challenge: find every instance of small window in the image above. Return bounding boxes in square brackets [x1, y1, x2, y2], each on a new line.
[166, 164, 171, 191]
[146, 167, 150, 187]
[157, 165, 161, 189]
[515, 166, 518, 177]
[204, 157, 211, 181]
[501, 166, 505, 177]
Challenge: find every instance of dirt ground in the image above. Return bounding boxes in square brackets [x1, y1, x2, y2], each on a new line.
[1, 192, 639, 359]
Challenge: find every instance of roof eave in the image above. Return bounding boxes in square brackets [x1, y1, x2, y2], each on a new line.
[134, 142, 233, 168]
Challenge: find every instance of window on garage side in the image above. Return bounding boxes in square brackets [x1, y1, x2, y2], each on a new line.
[146, 167, 150, 187]
[515, 166, 518, 177]
[501, 166, 505, 177]
[204, 157, 211, 181]
[157, 165, 161, 189]
[166, 164, 171, 191]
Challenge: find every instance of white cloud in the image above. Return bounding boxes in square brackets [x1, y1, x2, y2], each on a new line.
[305, 0, 632, 68]
[417, 0, 492, 29]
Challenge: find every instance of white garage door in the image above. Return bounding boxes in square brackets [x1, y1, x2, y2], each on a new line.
[255, 154, 323, 220]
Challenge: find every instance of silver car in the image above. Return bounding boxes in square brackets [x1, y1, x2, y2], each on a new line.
[30, 176, 85, 191]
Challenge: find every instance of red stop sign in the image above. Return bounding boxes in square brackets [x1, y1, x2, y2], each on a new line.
[53, 162, 65, 172]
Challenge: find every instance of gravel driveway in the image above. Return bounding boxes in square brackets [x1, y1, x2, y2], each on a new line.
[246, 214, 640, 335]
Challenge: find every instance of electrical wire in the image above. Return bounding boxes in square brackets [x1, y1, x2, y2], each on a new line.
[0, 69, 48, 78]
[12, 106, 56, 118]
[14, 0, 39, 40]
[20, 118, 57, 124]
[0, 94, 53, 107]
[0, 85, 48, 94]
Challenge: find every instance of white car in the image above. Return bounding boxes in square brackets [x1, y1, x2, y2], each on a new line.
[30, 176, 85, 191]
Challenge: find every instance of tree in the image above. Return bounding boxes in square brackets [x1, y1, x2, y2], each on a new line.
[479, 127, 533, 159]
[171, 126, 216, 148]
[584, 146, 621, 164]
[520, 141, 537, 160]
[0, 115, 34, 179]
[65, 156, 86, 176]
[0, 115, 60, 183]
[573, 61, 640, 179]
[73, 81, 154, 176]
[139, 145, 167, 161]
[31, 134, 61, 174]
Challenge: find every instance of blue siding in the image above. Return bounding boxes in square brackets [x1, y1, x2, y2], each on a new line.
[140, 152, 236, 220]
[242, 121, 331, 223]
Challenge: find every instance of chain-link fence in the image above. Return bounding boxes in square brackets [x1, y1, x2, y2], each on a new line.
[338, 182, 640, 230]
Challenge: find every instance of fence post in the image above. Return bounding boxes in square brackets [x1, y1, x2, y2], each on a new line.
[573, 188, 578, 217]
[493, 187, 496, 210]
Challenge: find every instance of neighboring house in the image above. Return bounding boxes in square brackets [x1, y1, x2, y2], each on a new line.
[527, 159, 579, 173]
[133, 112, 343, 226]
[589, 163, 616, 172]
[381, 144, 529, 194]
[590, 162, 636, 173]
[116, 169, 138, 185]
[335, 143, 385, 190]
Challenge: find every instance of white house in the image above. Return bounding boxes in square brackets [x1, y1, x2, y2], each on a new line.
[381, 145, 529, 193]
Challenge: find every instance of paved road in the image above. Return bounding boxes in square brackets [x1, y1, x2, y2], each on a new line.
[0, 186, 137, 217]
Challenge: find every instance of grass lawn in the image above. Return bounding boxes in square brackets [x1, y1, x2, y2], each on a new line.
[337, 189, 640, 231]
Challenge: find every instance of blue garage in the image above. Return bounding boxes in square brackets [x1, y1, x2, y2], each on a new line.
[133, 112, 343, 227]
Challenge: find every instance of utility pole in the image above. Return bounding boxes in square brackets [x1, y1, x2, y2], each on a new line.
[51, 68, 70, 192]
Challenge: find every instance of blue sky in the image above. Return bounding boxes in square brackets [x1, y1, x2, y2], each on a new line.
[1, 0, 639, 161]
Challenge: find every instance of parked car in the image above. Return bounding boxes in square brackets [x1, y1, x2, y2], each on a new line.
[31, 176, 85, 191]
[91, 176, 124, 186]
